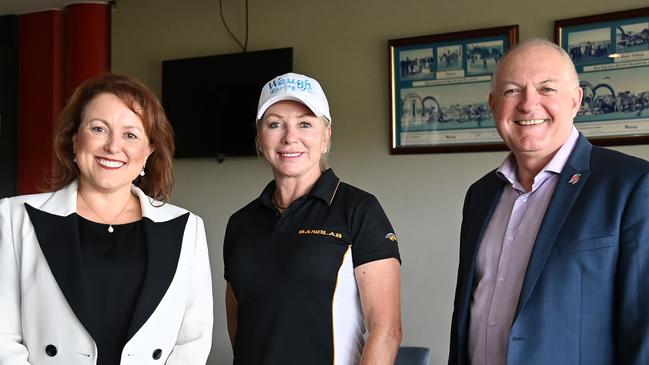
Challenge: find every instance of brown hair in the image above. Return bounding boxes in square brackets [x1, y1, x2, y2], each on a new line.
[51, 73, 175, 202]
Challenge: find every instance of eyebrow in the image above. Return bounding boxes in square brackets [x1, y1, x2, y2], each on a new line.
[85, 117, 109, 126]
[122, 124, 144, 131]
[263, 113, 283, 119]
[500, 78, 558, 87]
[538, 78, 558, 85]
[86, 118, 143, 131]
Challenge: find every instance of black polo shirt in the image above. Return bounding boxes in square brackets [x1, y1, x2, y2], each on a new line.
[223, 169, 400, 365]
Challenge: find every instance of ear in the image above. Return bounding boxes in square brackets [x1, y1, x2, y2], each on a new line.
[323, 125, 332, 148]
[72, 133, 78, 152]
[571, 86, 584, 116]
[255, 129, 264, 150]
[488, 93, 497, 114]
[147, 143, 155, 158]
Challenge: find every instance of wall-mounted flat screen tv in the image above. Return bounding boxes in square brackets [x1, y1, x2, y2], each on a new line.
[162, 47, 293, 159]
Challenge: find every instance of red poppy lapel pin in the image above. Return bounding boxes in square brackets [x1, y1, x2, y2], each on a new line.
[568, 173, 581, 185]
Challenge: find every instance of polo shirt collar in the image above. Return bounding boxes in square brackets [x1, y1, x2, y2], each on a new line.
[259, 180, 276, 209]
[308, 169, 341, 206]
[259, 168, 342, 209]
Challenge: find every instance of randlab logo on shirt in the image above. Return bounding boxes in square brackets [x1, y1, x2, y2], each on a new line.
[268, 76, 313, 95]
[385, 233, 398, 243]
[298, 229, 342, 239]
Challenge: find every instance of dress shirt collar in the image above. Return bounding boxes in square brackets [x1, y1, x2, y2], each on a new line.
[496, 126, 580, 187]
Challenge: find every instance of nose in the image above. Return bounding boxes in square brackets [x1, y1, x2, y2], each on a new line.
[281, 124, 298, 144]
[103, 133, 121, 153]
[517, 87, 540, 114]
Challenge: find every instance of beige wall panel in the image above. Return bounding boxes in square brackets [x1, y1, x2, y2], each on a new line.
[112, 0, 649, 363]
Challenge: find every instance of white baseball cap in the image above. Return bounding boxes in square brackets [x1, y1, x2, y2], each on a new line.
[256, 72, 331, 122]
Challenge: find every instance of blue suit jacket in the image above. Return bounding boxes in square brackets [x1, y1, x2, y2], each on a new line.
[449, 135, 649, 365]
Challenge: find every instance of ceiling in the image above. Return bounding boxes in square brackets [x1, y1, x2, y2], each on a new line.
[0, 0, 110, 16]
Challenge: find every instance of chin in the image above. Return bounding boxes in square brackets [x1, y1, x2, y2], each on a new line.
[274, 166, 316, 179]
[274, 170, 303, 179]
[90, 178, 133, 192]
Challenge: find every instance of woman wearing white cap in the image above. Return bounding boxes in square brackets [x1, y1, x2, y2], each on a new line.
[223, 73, 402, 364]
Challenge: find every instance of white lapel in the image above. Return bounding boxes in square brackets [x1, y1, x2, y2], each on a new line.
[132, 185, 187, 223]
[36, 181, 78, 217]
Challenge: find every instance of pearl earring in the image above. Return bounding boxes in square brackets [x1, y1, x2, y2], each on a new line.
[140, 163, 146, 177]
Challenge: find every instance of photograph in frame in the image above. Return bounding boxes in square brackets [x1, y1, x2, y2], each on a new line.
[555, 7, 649, 146]
[389, 25, 518, 154]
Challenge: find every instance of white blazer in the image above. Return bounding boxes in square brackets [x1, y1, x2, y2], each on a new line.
[0, 181, 213, 364]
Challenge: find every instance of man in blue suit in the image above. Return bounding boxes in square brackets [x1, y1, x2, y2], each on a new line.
[449, 39, 649, 365]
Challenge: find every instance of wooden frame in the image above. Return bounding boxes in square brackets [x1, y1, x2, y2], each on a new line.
[389, 25, 518, 154]
[555, 7, 649, 146]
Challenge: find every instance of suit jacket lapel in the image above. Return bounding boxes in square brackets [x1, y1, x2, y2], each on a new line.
[26, 182, 191, 342]
[25, 182, 94, 334]
[457, 171, 506, 358]
[126, 211, 188, 340]
[463, 173, 506, 267]
[514, 135, 592, 319]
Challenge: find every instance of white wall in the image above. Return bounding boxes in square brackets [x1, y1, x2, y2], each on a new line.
[112, 1, 649, 363]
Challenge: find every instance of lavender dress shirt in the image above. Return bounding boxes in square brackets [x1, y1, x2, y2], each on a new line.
[468, 127, 579, 365]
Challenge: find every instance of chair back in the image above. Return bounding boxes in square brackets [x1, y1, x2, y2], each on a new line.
[395, 346, 431, 365]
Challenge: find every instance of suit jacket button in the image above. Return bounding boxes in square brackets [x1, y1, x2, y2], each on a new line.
[45, 344, 57, 357]
[152, 349, 162, 360]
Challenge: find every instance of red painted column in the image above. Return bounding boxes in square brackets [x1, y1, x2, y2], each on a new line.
[17, 3, 111, 195]
[18, 11, 64, 194]
[64, 3, 111, 97]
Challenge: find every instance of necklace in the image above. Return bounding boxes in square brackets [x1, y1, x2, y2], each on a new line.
[78, 191, 132, 233]
[273, 190, 290, 210]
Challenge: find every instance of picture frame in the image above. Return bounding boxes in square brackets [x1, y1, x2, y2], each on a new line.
[555, 7, 649, 146]
[389, 25, 518, 154]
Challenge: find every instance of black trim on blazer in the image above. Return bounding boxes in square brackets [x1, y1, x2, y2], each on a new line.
[127, 214, 188, 339]
[25, 204, 91, 332]
[25, 204, 189, 341]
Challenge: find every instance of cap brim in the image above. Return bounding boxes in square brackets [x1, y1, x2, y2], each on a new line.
[256, 94, 327, 121]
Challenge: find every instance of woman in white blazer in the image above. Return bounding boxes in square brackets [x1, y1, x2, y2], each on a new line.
[0, 74, 213, 364]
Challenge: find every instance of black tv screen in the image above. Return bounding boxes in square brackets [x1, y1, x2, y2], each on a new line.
[162, 47, 293, 158]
